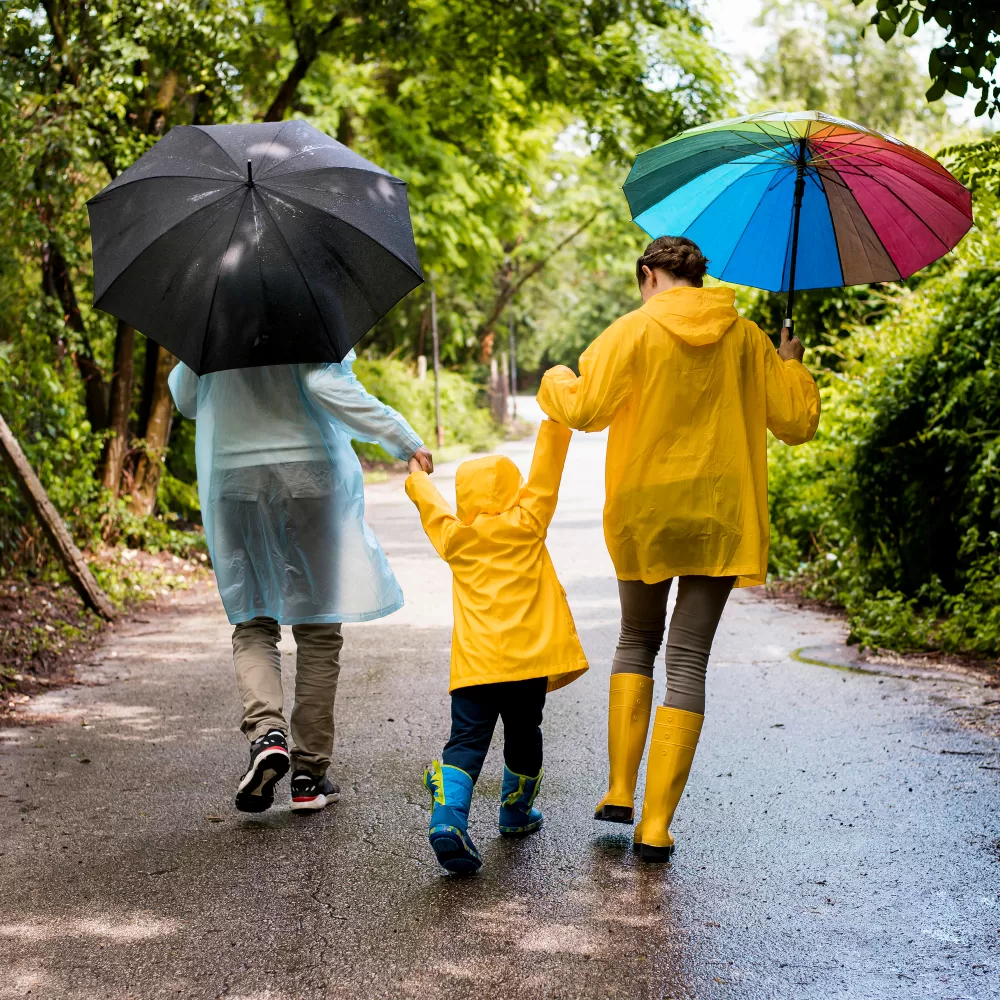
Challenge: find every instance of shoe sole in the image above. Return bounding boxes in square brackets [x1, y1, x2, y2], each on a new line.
[429, 826, 481, 874]
[235, 746, 289, 813]
[638, 843, 675, 863]
[290, 790, 341, 814]
[499, 818, 543, 837]
[594, 804, 634, 824]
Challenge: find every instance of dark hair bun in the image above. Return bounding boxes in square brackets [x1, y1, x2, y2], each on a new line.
[636, 236, 709, 287]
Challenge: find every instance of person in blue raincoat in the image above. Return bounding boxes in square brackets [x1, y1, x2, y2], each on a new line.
[169, 355, 432, 814]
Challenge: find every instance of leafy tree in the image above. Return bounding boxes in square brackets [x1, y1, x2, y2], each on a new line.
[0, 0, 730, 570]
[755, 0, 950, 142]
[852, 1, 1000, 117]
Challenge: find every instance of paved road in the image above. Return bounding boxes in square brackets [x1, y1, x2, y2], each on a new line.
[2, 408, 998, 1000]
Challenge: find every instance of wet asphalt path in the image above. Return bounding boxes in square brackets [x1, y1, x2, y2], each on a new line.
[2, 403, 998, 999]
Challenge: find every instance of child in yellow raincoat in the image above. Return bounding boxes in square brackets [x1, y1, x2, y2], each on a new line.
[405, 419, 589, 873]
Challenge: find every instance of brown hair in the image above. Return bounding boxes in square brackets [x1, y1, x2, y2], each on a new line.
[635, 236, 709, 289]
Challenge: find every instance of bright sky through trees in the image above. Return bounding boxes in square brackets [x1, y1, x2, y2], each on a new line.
[700, 0, 984, 123]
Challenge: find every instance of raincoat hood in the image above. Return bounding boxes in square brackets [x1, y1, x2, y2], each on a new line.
[455, 455, 524, 521]
[641, 286, 738, 347]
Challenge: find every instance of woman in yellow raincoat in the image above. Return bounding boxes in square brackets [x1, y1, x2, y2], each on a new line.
[537, 235, 820, 862]
[405, 419, 588, 872]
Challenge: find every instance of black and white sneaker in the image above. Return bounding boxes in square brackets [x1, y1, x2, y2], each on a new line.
[235, 729, 290, 813]
[290, 770, 341, 813]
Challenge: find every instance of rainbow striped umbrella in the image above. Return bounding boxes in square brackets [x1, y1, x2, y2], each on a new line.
[623, 110, 973, 330]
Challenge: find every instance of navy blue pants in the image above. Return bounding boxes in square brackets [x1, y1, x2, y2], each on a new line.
[442, 677, 547, 782]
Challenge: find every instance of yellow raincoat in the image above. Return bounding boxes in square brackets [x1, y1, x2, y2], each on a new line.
[405, 420, 589, 693]
[537, 286, 820, 588]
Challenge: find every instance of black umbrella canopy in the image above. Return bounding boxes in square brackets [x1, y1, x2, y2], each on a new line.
[88, 120, 423, 375]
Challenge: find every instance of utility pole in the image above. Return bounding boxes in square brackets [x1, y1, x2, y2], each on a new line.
[508, 311, 517, 420]
[430, 277, 444, 448]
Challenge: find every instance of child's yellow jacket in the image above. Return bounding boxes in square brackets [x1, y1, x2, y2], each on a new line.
[405, 420, 589, 693]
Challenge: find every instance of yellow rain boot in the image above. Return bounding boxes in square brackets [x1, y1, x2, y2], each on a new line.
[594, 673, 654, 823]
[635, 705, 704, 862]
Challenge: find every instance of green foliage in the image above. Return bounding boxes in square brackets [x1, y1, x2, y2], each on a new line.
[851, 1, 1000, 116]
[757, 0, 953, 144]
[0, 0, 730, 585]
[350, 357, 499, 462]
[767, 196, 1000, 657]
[0, 328, 103, 573]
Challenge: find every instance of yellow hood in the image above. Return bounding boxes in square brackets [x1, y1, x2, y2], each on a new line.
[455, 454, 524, 522]
[640, 286, 738, 346]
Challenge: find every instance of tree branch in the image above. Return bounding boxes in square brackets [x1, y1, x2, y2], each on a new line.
[263, 10, 345, 122]
[40, 241, 108, 429]
[41, 0, 80, 85]
[475, 211, 600, 341]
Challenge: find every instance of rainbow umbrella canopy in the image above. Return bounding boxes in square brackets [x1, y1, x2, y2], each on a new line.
[623, 110, 973, 328]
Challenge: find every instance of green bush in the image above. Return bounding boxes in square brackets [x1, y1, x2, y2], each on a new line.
[767, 262, 1000, 658]
[350, 357, 499, 463]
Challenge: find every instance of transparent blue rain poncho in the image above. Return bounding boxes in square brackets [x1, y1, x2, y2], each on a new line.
[168, 354, 423, 625]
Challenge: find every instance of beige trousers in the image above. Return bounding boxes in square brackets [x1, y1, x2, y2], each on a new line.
[232, 617, 344, 776]
[612, 576, 735, 714]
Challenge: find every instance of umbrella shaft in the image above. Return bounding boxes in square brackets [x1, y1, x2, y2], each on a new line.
[785, 138, 808, 333]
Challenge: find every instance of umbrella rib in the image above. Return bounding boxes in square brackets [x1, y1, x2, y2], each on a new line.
[831, 146, 965, 203]
[809, 131, 934, 170]
[263, 187, 423, 281]
[813, 145, 913, 169]
[253, 120, 296, 180]
[837, 160, 953, 255]
[252, 193, 336, 346]
[636, 154, 789, 237]
[198, 189, 256, 373]
[88, 173, 242, 200]
[815, 165, 899, 284]
[257, 151, 390, 182]
[94, 186, 246, 304]
[717, 177, 790, 285]
[718, 127, 796, 160]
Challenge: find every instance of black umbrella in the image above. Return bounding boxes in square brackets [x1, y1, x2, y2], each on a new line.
[87, 120, 423, 374]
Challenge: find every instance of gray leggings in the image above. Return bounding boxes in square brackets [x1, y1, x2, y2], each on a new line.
[612, 576, 735, 714]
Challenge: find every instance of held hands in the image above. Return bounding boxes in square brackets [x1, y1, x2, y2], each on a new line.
[409, 446, 434, 475]
[778, 324, 805, 363]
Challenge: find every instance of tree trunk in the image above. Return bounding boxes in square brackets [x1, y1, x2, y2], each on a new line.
[99, 320, 136, 495]
[131, 347, 177, 516]
[263, 50, 314, 121]
[473, 212, 599, 344]
[336, 107, 356, 148]
[262, 12, 345, 122]
[137, 333, 160, 438]
[40, 241, 108, 430]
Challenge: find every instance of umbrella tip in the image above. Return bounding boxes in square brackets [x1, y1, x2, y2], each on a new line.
[247, 159, 253, 186]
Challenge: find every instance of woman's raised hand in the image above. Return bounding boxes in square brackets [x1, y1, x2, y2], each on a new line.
[778, 325, 804, 363]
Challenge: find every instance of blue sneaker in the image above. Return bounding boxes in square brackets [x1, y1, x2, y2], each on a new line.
[423, 761, 482, 874]
[498, 765, 543, 837]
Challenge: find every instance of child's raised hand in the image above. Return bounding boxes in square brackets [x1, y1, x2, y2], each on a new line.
[408, 457, 422, 475]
